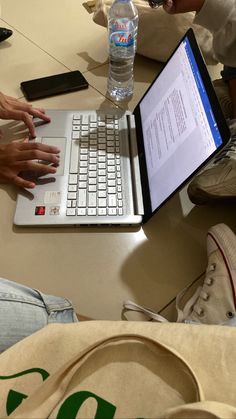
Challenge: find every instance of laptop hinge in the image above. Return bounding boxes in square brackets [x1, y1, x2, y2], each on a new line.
[127, 114, 144, 215]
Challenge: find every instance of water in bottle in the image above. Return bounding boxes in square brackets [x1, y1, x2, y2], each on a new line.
[107, 0, 138, 101]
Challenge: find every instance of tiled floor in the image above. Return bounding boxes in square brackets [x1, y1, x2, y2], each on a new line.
[0, 0, 235, 321]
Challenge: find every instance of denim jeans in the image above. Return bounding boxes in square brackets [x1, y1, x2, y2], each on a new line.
[0, 278, 78, 352]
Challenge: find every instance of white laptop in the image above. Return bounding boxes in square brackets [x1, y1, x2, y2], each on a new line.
[14, 29, 230, 227]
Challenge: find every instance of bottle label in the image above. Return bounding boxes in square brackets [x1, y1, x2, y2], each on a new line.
[109, 18, 135, 47]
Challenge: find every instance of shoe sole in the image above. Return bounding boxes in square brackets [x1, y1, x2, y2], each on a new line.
[187, 184, 236, 205]
[208, 223, 236, 309]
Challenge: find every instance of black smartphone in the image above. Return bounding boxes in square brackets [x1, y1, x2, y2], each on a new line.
[20, 70, 89, 101]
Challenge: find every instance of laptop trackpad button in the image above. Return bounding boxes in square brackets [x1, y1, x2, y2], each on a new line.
[41, 137, 66, 176]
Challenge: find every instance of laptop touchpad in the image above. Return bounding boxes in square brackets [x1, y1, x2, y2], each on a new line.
[41, 137, 66, 176]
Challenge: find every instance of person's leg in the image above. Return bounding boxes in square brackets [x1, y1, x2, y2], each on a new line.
[221, 65, 236, 118]
[228, 79, 236, 118]
[0, 277, 82, 352]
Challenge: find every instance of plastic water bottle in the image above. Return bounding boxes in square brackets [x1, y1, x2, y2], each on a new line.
[107, 0, 138, 101]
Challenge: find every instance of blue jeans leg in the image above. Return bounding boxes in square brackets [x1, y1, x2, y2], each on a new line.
[0, 277, 78, 352]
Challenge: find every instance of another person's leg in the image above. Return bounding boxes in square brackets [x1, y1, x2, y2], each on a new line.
[0, 277, 82, 352]
[221, 65, 236, 118]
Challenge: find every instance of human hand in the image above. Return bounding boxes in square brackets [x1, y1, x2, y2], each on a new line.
[0, 92, 51, 138]
[0, 139, 60, 188]
[163, 0, 204, 14]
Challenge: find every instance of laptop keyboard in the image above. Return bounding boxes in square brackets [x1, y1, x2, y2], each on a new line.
[66, 113, 124, 216]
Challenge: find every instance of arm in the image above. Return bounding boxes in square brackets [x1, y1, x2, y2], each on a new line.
[194, 0, 236, 68]
[163, 0, 204, 14]
[163, 0, 236, 68]
[0, 139, 60, 188]
[0, 92, 51, 138]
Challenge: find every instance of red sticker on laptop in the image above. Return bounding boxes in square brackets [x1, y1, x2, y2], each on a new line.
[35, 206, 45, 215]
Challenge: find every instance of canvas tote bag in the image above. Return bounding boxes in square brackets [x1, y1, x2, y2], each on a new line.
[91, 0, 216, 64]
[0, 321, 236, 418]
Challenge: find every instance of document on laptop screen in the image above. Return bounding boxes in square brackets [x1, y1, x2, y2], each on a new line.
[140, 36, 223, 212]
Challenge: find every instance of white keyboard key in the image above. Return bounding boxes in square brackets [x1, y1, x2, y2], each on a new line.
[118, 208, 123, 216]
[73, 126, 80, 131]
[68, 192, 77, 200]
[72, 200, 77, 208]
[98, 163, 106, 169]
[82, 115, 89, 124]
[80, 155, 88, 161]
[108, 208, 117, 216]
[67, 208, 76, 216]
[90, 151, 97, 158]
[79, 167, 87, 174]
[70, 141, 79, 173]
[89, 178, 96, 185]
[77, 208, 86, 216]
[88, 208, 96, 216]
[72, 131, 80, 139]
[78, 181, 87, 188]
[108, 195, 117, 207]
[67, 200, 72, 208]
[88, 192, 97, 207]
[69, 174, 78, 184]
[68, 185, 77, 192]
[98, 191, 106, 198]
[98, 208, 107, 216]
[89, 164, 96, 171]
[98, 176, 106, 183]
[107, 160, 115, 166]
[73, 114, 81, 120]
[89, 172, 97, 179]
[78, 189, 87, 207]
[89, 185, 97, 192]
[98, 184, 106, 190]
[90, 115, 97, 122]
[98, 198, 107, 207]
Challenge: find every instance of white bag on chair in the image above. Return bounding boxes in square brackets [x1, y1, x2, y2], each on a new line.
[92, 0, 217, 64]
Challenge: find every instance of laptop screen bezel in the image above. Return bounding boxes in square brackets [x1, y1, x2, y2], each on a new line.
[133, 28, 230, 224]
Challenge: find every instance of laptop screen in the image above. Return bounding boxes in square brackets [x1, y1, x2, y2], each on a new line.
[137, 30, 228, 216]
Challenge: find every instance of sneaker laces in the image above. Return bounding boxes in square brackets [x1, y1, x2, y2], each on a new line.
[123, 263, 216, 323]
[176, 263, 216, 322]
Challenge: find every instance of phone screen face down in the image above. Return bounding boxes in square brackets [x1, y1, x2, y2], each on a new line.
[21, 71, 89, 101]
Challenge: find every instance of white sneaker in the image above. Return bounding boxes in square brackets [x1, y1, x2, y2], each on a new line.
[187, 120, 236, 204]
[123, 223, 236, 325]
